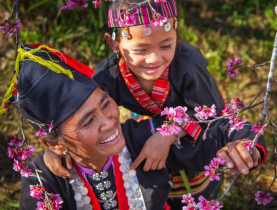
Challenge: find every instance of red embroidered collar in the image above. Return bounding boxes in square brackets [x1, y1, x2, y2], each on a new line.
[119, 58, 170, 114]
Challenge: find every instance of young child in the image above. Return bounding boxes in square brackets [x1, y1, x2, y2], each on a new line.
[44, 0, 267, 208]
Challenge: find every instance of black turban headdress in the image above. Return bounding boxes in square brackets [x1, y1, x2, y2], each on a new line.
[1, 44, 98, 130]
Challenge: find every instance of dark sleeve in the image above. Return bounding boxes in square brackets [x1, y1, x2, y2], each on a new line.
[168, 41, 224, 116]
[163, 119, 266, 172]
[121, 118, 171, 210]
[20, 152, 76, 210]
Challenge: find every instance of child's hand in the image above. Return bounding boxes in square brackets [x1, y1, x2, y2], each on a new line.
[216, 139, 260, 176]
[131, 131, 178, 171]
[43, 148, 72, 179]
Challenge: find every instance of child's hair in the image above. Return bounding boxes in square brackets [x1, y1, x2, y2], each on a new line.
[109, 0, 155, 10]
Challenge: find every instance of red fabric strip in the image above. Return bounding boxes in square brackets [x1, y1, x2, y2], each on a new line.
[255, 143, 267, 165]
[113, 155, 130, 210]
[28, 43, 95, 78]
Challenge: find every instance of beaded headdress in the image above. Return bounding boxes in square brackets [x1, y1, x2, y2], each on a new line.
[94, 0, 178, 38]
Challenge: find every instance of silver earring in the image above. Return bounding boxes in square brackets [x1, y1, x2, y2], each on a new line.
[164, 22, 171, 32]
[63, 151, 71, 159]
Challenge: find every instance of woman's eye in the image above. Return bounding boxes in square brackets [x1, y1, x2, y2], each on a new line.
[84, 118, 93, 127]
[102, 101, 110, 109]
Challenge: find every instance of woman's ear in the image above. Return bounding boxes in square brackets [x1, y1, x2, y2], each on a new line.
[42, 136, 65, 156]
[104, 32, 119, 53]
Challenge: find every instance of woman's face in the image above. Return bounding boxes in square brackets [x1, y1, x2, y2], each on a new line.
[59, 87, 125, 166]
[117, 18, 177, 83]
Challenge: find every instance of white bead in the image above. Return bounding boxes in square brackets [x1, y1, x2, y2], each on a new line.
[128, 170, 136, 177]
[134, 191, 141, 198]
[124, 182, 131, 189]
[131, 183, 139, 190]
[122, 173, 129, 181]
[74, 193, 82, 201]
[84, 204, 93, 210]
[72, 185, 80, 192]
[128, 198, 136, 207]
[76, 177, 84, 186]
[84, 196, 91, 204]
[126, 190, 134, 198]
[120, 165, 127, 173]
[80, 186, 88, 195]
[118, 155, 125, 164]
[77, 199, 85, 207]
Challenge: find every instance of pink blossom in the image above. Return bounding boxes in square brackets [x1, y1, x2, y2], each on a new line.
[231, 98, 244, 110]
[30, 185, 45, 200]
[36, 201, 47, 210]
[196, 196, 223, 210]
[8, 137, 23, 147]
[173, 106, 189, 124]
[251, 123, 267, 134]
[48, 121, 54, 133]
[20, 167, 32, 177]
[204, 157, 225, 181]
[243, 141, 252, 151]
[226, 57, 242, 78]
[8, 147, 17, 158]
[0, 19, 20, 36]
[207, 104, 217, 117]
[3, 102, 9, 112]
[92, 0, 101, 8]
[222, 104, 232, 116]
[52, 194, 63, 209]
[151, 16, 167, 26]
[275, 6, 277, 15]
[36, 128, 47, 137]
[154, 0, 167, 3]
[204, 165, 221, 181]
[61, 0, 88, 10]
[182, 193, 195, 204]
[17, 145, 35, 160]
[195, 105, 217, 120]
[210, 157, 225, 166]
[13, 160, 24, 172]
[255, 191, 274, 205]
[161, 107, 176, 119]
[157, 124, 181, 136]
[231, 119, 246, 131]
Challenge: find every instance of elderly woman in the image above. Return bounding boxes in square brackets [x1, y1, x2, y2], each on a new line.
[6, 44, 264, 210]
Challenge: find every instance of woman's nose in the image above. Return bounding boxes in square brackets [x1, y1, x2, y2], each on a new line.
[99, 111, 115, 132]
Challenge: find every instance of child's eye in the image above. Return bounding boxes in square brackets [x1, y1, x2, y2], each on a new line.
[161, 44, 172, 49]
[133, 49, 146, 53]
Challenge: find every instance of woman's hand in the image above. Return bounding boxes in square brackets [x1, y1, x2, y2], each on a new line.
[131, 129, 186, 171]
[216, 139, 260, 176]
[43, 148, 72, 178]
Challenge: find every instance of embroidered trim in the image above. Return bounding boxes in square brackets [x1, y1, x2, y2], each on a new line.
[119, 58, 170, 114]
[168, 171, 211, 199]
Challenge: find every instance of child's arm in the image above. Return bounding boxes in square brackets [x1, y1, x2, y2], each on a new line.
[131, 129, 187, 171]
[43, 148, 72, 178]
[216, 140, 260, 175]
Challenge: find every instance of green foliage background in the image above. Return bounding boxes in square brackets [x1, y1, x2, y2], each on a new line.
[0, 0, 277, 209]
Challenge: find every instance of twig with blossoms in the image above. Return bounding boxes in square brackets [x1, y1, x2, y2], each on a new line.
[218, 32, 277, 205]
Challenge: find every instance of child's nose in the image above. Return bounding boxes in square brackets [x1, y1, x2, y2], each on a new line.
[145, 52, 162, 64]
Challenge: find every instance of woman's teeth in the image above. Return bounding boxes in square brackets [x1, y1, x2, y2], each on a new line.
[101, 129, 119, 144]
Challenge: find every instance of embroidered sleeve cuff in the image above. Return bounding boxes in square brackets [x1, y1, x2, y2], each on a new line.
[255, 143, 267, 165]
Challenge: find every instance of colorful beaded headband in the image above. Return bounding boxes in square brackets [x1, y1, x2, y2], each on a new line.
[107, 0, 178, 38]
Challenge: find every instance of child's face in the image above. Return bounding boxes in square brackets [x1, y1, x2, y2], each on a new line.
[117, 18, 177, 82]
